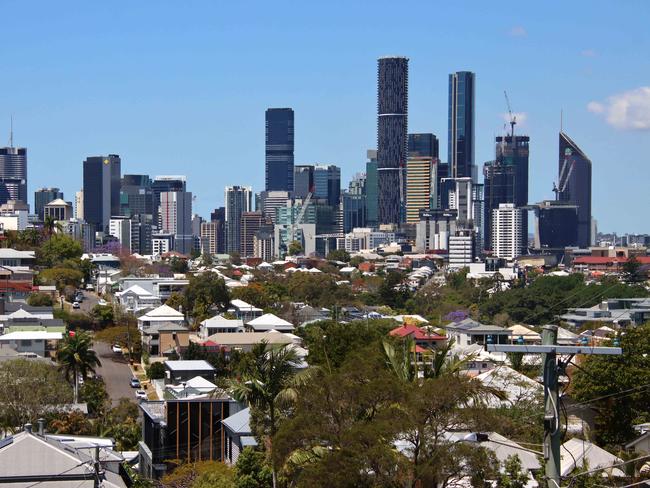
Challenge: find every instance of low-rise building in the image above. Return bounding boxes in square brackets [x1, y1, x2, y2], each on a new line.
[164, 360, 216, 384]
[137, 304, 185, 331]
[142, 322, 190, 357]
[202, 331, 295, 353]
[246, 313, 294, 332]
[200, 316, 244, 338]
[115, 284, 161, 312]
[223, 407, 257, 465]
[443, 318, 511, 347]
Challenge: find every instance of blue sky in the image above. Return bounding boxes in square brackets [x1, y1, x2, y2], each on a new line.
[3, 0, 649, 233]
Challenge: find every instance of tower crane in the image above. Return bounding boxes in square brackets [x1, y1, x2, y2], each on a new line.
[504, 91, 516, 138]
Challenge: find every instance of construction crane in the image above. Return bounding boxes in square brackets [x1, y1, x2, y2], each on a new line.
[287, 192, 312, 247]
[503, 91, 516, 138]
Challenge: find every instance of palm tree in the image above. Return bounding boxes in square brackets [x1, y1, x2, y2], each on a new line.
[56, 331, 102, 404]
[229, 340, 300, 488]
[42, 215, 63, 238]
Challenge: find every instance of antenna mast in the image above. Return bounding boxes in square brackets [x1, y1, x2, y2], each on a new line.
[9, 115, 13, 148]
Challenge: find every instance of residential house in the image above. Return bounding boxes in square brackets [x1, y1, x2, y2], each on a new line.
[0, 428, 128, 487]
[507, 324, 541, 344]
[0, 331, 63, 357]
[165, 376, 221, 399]
[560, 438, 625, 478]
[139, 395, 239, 479]
[246, 313, 294, 332]
[199, 316, 244, 338]
[202, 331, 295, 353]
[0, 307, 65, 335]
[164, 360, 216, 384]
[137, 304, 185, 331]
[443, 318, 512, 347]
[228, 299, 263, 323]
[560, 298, 650, 328]
[223, 407, 257, 465]
[475, 366, 543, 408]
[626, 424, 650, 455]
[142, 322, 190, 357]
[115, 284, 161, 313]
[117, 276, 189, 303]
[0, 249, 36, 267]
[389, 324, 447, 350]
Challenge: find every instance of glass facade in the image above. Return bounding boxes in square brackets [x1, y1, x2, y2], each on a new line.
[83, 155, 121, 233]
[313, 164, 341, 206]
[377, 57, 408, 225]
[34, 187, 63, 221]
[152, 176, 186, 228]
[557, 132, 592, 248]
[293, 165, 313, 198]
[483, 135, 529, 252]
[365, 151, 378, 227]
[408, 133, 439, 159]
[0, 147, 27, 206]
[265, 108, 294, 192]
[535, 201, 578, 249]
[448, 72, 475, 179]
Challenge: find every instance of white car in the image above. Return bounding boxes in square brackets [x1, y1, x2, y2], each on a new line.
[72, 301, 80, 309]
[112, 344, 122, 354]
[135, 390, 147, 400]
[97, 299, 108, 306]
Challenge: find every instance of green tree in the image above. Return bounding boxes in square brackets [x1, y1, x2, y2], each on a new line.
[230, 252, 242, 265]
[326, 249, 350, 262]
[234, 448, 273, 488]
[229, 341, 300, 488]
[169, 256, 189, 273]
[39, 267, 84, 291]
[27, 292, 54, 307]
[572, 324, 650, 446]
[496, 455, 529, 488]
[49, 410, 94, 435]
[98, 399, 141, 450]
[165, 292, 185, 311]
[159, 461, 235, 488]
[90, 304, 114, 327]
[287, 240, 303, 256]
[146, 361, 166, 380]
[37, 234, 83, 267]
[42, 215, 64, 238]
[184, 271, 230, 323]
[56, 331, 102, 403]
[0, 359, 73, 433]
[80, 378, 109, 416]
[623, 255, 646, 283]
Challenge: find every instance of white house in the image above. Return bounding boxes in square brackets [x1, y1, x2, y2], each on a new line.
[228, 299, 263, 324]
[137, 304, 185, 331]
[443, 318, 511, 347]
[0, 331, 63, 357]
[115, 284, 161, 313]
[246, 313, 294, 332]
[199, 315, 244, 338]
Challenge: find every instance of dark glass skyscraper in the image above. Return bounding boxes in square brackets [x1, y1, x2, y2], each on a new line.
[365, 150, 379, 228]
[557, 132, 592, 248]
[448, 71, 475, 179]
[377, 56, 408, 225]
[152, 176, 186, 227]
[408, 133, 439, 159]
[83, 155, 121, 233]
[293, 165, 314, 198]
[483, 135, 530, 252]
[313, 164, 341, 206]
[0, 146, 27, 206]
[265, 108, 294, 192]
[35, 187, 64, 221]
[121, 174, 153, 217]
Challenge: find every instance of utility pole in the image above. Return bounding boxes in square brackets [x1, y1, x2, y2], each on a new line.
[488, 327, 621, 488]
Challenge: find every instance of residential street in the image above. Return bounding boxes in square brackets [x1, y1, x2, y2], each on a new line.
[94, 341, 136, 405]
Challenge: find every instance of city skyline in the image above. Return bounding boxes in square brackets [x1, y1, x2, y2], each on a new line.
[2, 1, 649, 233]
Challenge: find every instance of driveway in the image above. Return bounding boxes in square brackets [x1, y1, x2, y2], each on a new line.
[94, 341, 136, 405]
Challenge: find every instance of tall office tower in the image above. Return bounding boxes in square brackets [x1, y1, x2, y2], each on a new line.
[483, 134, 530, 252]
[210, 206, 226, 253]
[533, 200, 578, 250]
[557, 132, 592, 247]
[259, 190, 291, 224]
[408, 133, 439, 159]
[342, 173, 367, 233]
[82, 155, 121, 233]
[152, 176, 186, 227]
[294, 165, 314, 198]
[365, 150, 379, 227]
[265, 108, 294, 192]
[109, 216, 135, 254]
[0, 143, 27, 206]
[415, 209, 458, 252]
[448, 71, 475, 179]
[225, 186, 252, 253]
[491, 203, 524, 260]
[159, 191, 193, 255]
[121, 174, 153, 217]
[377, 56, 408, 225]
[75, 190, 84, 220]
[200, 221, 219, 255]
[313, 164, 341, 206]
[34, 187, 63, 220]
[240, 211, 264, 258]
[440, 177, 484, 254]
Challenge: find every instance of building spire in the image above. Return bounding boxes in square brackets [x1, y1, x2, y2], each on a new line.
[9, 115, 13, 148]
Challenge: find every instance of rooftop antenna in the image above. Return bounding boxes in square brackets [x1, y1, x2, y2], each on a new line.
[8, 115, 13, 148]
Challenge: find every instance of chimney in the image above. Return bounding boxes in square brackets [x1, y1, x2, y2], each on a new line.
[24, 423, 32, 433]
[37, 418, 45, 436]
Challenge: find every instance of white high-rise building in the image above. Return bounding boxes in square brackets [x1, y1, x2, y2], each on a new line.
[492, 203, 523, 260]
[74, 190, 84, 220]
[159, 191, 193, 255]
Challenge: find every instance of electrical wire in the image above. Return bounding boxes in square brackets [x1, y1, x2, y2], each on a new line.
[565, 453, 650, 481]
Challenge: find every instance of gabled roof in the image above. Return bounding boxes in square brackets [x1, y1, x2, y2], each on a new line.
[118, 284, 153, 297]
[445, 318, 510, 334]
[508, 324, 541, 339]
[230, 299, 263, 312]
[7, 308, 37, 319]
[45, 198, 70, 207]
[475, 366, 542, 407]
[222, 407, 252, 435]
[560, 438, 624, 477]
[247, 313, 293, 331]
[389, 324, 445, 341]
[140, 304, 184, 320]
[201, 315, 244, 328]
[165, 360, 215, 372]
[185, 375, 218, 390]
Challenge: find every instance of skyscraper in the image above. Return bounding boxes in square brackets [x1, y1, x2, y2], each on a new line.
[265, 108, 294, 192]
[365, 150, 379, 227]
[448, 71, 475, 179]
[483, 135, 530, 252]
[0, 146, 27, 206]
[83, 155, 121, 233]
[159, 191, 193, 255]
[34, 187, 64, 221]
[491, 203, 524, 260]
[152, 176, 186, 228]
[225, 186, 252, 253]
[240, 211, 264, 258]
[557, 132, 592, 248]
[406, 133, 440, 224]
[293, 165, 314, 198]
[121, 174, 153, 217]
[408, 133, 439, 159]
[313, 164, 341, 206]
[377, 56, 408, 225]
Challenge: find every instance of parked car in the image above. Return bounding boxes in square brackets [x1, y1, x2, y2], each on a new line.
[130, 378, 141, 388]
[86, 284, 94, 290]
[72, 301, 80, 309]
[97, 299, 108, 306]
[135, 390, 147, 400]
[112, 344, 122, 354]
